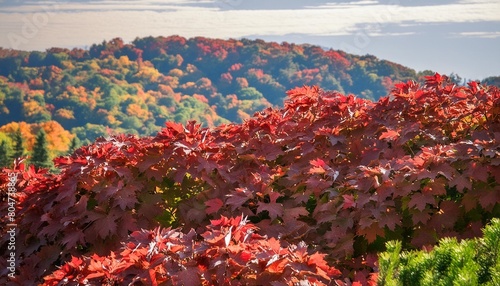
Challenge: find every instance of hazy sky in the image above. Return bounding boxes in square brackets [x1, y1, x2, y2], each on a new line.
[0, 0, 499, 80]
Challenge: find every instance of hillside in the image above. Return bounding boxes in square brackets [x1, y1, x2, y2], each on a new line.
[1, 74, 499, 285]
[0, 36, 424, 156]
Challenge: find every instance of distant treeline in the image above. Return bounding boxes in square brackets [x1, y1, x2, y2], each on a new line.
[0, 35, 493, 162]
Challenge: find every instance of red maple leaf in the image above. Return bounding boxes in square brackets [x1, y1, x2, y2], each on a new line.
[61, 228, 85, 248]
[478, 188, 500, 209]
[408, 192, 436, 211]
[357, 223, 384, 244]
[309, 158, 327, 174]
[342, 194, 356, 209]
[205, 198, 224, 214]
[410, 209, 431, 225]
[226, 188, 253, 210]
[379, 129, 400, 141]
[257, 201, 284, 220]
[165, 121, 185, 135]
[266, 256, 288, 273]
[378, 211, 400, 231]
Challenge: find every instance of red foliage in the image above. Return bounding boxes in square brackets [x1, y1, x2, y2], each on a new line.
[1, 74, 500, 284]
[43, 215, 341, 285]
[324, 50, 351, 70]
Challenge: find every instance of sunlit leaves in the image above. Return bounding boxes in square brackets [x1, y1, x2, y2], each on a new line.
[1, 75, 500, 284]
[43, 215, 341, 285]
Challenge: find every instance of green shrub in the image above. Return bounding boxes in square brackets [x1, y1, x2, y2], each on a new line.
[379, 218, 500, 286]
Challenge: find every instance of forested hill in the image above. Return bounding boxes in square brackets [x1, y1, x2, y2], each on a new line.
[1, 36, 429, 155]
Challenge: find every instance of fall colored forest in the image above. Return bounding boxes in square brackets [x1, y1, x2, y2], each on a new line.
[1, 36, 500, 285]
[0, 36, 438, 164]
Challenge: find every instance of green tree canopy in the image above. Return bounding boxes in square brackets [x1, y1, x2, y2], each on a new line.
[68, 136, 81, 154]
[31, 129, 52, 169]
[10, 127, 25, 161]
[0, 140, 11, 167]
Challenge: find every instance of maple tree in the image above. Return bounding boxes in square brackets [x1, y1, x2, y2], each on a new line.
[1, 73, 499, 284]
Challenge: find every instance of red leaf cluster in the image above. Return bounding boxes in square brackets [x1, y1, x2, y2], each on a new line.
[1, 73, 499, 284]
[43, 215, 341, 285]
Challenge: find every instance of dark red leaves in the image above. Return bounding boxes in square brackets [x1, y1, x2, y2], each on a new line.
[424, 73, 448, 88]
[409, 192, 436, 211]
[43, 215, 341, 285]
[205, 198, 224, 214]
[2, 76, 500, 285]
[379, 129, 400, 141]
[342, 194, 356, 209]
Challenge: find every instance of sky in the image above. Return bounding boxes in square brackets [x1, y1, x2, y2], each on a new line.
[0, 0, 499, 80]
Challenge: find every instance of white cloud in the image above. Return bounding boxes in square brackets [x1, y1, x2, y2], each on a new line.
[306, 1, 380, 9]
[367, 32, 416, 37]
[0, 1, 217, 13]
[458, 0, 494, 3]
[308, 1, 500, 23]
[455, 31, 500, 38]
[0, 0, 499, 50]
